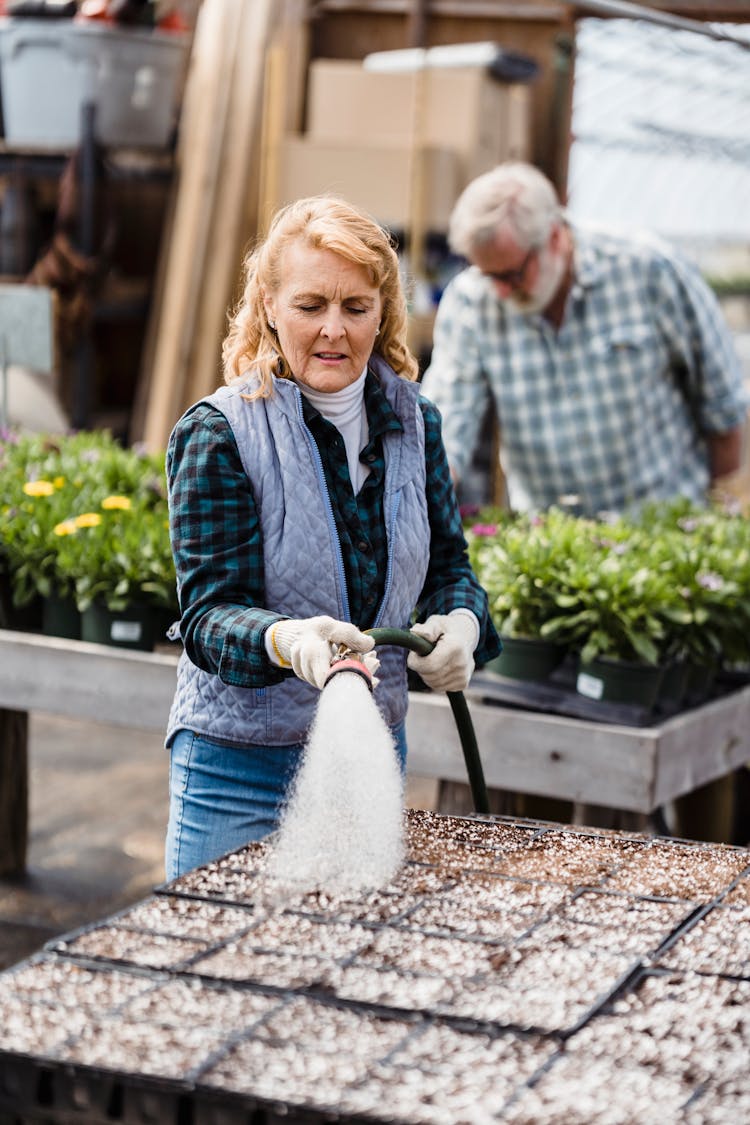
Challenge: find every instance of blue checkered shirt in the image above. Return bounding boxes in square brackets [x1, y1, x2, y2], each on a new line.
[421, 222, 748, 515]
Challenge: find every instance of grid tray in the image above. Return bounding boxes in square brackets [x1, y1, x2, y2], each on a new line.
[0, 810, 748, 1124]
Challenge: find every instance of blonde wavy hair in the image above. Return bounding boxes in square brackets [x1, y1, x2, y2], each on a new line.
[222, 195, 419, 395]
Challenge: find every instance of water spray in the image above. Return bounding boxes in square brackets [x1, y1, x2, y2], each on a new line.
[266, 626, 489, 897]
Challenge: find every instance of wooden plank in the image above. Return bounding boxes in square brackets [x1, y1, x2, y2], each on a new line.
[3, 631, 750, 815]
[406, 692, 660, 811]
[312, 2, 567, 18]
[140, 0, 245, 451]
[257, 38, 291, 236]
[182, 0, 277, 407]
[0, 631, 177, 732]
[652, 687, 750, 806]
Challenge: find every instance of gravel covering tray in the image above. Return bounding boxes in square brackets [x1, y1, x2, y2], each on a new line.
[541, 891, 692, 957]
[0, 811, 748, 1123]
[398, 874, 570, 940]
[486, 829, 648, 886]
[110, 896, 256, 940]
[435, 945, 636, 1033]
[0, 959, 154, 1012]
[52, 926, 210, 969]
[603, 840, 748, 901]
[722, 873, 750, 907]
[505, 970, 750, 1125]
[653, 903, 750, 977]
[334, 1024, 557, 1125]
[122, 976, 285, 1031]
[55, 1018, 231, 1081]
[404, 811, 542, 871]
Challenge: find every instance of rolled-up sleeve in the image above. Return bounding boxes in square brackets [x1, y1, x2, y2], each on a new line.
[415, 397, 501, 666]
[652, 253, 749, 434]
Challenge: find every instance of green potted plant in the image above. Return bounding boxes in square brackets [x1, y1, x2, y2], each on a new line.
[0, 429, 176, 649]
[466, 508, 581, 680]
[639, 501, 750, 702]
[54, 493, 177, 652]
[0, 430, 78, 634]
[465, 497, 750, 709]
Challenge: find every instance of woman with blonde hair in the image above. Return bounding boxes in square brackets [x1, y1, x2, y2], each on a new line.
[164, 195, 499, 878]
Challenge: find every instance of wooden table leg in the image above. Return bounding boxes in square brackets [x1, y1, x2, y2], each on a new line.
[0, 708, 29, 876]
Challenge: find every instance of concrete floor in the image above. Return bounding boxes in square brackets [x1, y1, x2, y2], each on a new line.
[0, 713, 439, 973]
[0, 714, 168, 972]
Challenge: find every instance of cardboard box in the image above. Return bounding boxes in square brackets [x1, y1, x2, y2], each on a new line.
[306, 59, 530, 183]
[278, 137, 460, 231]
[0, 17, 188, 148]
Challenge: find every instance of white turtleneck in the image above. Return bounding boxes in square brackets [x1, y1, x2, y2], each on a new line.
[297, 368, 370, 494]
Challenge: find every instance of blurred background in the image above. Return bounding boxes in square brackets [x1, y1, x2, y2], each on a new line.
[2, 0, 748, 481]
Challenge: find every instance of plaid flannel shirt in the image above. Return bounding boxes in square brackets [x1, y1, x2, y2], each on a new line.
[421, 222, 748, 515]
[167, 370, 500, 688]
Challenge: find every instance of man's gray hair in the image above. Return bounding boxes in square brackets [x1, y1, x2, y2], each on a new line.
[448, 162, 562, 258]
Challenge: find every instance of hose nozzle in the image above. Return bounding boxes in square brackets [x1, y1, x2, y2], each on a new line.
[324, 644, 374, 692]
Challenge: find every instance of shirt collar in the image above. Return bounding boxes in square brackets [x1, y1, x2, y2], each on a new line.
[300, 367, 403, 438]
[569, 220, 604, 293]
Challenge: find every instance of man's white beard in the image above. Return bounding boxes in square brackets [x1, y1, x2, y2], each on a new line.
[507, 244, 567, 316]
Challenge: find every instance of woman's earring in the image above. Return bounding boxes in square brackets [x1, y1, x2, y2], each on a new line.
[375, 325, 381, 336]
[268, 319, 276, 331]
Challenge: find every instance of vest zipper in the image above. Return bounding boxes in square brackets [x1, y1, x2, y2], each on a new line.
[372, 489, 399, 629]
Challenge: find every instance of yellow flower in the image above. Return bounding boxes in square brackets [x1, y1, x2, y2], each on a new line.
[54, 519, 78, 536]
[23, 479, 55, 497]
[101, 495, 132, 511]
[75, 512, 102, 528]
[53, 476, 65, 489]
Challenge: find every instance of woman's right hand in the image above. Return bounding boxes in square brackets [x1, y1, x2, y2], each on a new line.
[267, 616, 376, 690]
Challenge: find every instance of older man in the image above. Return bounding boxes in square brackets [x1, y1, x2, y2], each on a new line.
[421, 161, 747, 516]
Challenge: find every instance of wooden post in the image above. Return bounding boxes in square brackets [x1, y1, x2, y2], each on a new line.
[0, 708, 28, 876]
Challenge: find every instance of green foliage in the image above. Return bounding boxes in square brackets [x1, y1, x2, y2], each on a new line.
[0, 430, 176, 614]
[465, 500, 750, 669]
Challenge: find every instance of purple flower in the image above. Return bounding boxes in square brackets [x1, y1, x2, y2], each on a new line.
[696, 571, 723, 591]
[460, 504, 480, 518]
[471, 523, 499, 537]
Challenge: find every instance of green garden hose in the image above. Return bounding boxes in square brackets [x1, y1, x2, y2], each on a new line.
[366, 627, 490, 815]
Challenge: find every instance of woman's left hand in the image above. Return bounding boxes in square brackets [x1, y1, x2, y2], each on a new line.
[407, 611, 479, 692]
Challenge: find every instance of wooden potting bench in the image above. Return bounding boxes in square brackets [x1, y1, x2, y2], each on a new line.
[2, 629, 750, 874]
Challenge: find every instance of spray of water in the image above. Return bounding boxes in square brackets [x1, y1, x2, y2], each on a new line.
[265, 670, 405, 895]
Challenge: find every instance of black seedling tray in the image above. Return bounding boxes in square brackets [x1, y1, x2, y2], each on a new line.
[1, 815, 748, 1123]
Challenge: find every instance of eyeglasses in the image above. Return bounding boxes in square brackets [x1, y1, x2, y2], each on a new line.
[484, 248, 537, 288]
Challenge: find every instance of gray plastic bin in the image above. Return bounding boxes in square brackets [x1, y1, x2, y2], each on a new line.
[0, 17, 188, 148]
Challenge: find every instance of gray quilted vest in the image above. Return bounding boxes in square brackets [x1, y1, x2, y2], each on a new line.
[166, 356, 430, 748]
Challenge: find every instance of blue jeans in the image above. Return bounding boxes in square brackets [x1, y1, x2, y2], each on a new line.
[165, 722, 407, 880]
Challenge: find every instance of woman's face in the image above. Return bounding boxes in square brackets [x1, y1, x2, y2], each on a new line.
[263, 241, 383, 392]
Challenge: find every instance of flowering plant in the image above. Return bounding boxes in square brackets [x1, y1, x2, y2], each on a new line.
[466, 508, 582, 642]
[0, 430, 176, 616]
[465, 500, 750, 669]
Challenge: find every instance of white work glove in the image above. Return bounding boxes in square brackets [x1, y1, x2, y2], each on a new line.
[407, 610, 479, 693]
[266, 615, 377, 690]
